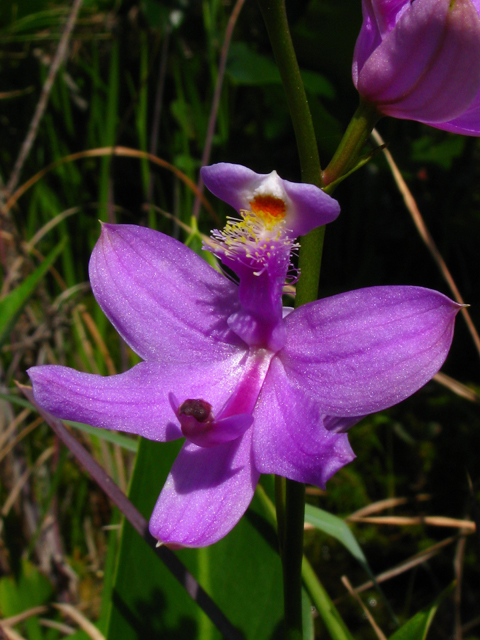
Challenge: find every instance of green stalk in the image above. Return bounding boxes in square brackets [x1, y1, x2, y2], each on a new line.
[257, 0, 321, 187]
[322, 98, 381, 188]
[257, 1, 323, 637]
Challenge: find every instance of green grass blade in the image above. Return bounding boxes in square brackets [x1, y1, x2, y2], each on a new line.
[0, 240, 65, 347]
[388, 582, 455, 640]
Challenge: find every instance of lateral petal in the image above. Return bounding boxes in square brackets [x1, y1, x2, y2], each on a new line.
[201, 163, 340, 237]
[28, 355, 245, 441]
[253, 357, 355, 488]
[89, 224, 244, 362]
[149, 429, 258, 547]
[281, 286, 460, 417]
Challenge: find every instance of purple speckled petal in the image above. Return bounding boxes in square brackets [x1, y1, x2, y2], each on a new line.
[281, 286, 460, 417]
[28, 354, 245, 441]
[149, 429, 258, 547]
[89, 224, 244, 362]
[201, 163, 340, 237]
[253, 358, 355, 488]
[356, 0, 480, 123]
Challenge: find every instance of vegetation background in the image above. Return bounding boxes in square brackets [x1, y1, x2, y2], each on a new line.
[0, 0, 479, 638]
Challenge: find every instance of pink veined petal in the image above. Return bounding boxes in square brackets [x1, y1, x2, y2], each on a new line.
[252, 357, 356, 488]
[28, 353, 246, 441]
[357, 0, 480, 123]
[281, 286, 461, 417]
[89, 224, 244, 362]
[149, 429, 258, 547]
[201, 163, 340, 237]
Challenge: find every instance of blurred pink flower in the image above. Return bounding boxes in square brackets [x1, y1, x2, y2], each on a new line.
[353, 0, 480, 134]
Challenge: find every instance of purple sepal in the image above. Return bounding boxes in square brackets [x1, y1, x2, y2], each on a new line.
[201, 163, 340, 237]
[353, 0, 480, 129]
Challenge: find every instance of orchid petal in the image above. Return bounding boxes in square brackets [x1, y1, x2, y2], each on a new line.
[281, 286, 460, 417]
[149, 430, 258, 547]
[28, 354, 245, 441]
[180, 414, 253, 448]
[201, 163, 340, 237]
[89, 224, 244, 362]
[356, 0, 480, 123]
[253, 358, 355, 488]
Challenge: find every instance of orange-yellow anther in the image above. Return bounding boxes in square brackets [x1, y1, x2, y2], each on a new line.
[250, 195, 287, 222]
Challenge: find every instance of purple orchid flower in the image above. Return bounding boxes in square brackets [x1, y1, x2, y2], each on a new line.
[353, 0, 480, 134]
[28, 163, 460, 548]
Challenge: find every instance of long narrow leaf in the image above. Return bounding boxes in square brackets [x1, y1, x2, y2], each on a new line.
[388, 582, 455, 640]
[0, 241, 65, 347]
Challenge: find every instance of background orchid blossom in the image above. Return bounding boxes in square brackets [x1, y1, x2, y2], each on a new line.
[28, 163, 460, 549]
[353, 0, 480, 134]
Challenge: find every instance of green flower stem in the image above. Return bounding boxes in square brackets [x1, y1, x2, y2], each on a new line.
[257, 0, 322, 187]
[322, 99, 381, 188]
[255, 483, 355, 640]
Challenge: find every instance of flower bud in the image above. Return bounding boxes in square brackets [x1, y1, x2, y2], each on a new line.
[353, 0, 480, 134]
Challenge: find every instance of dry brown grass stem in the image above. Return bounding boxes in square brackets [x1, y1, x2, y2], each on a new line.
[371, 128, 480, 360]
[433, 372, 480, 403]
[38, 619, 76, 635]
[346, 514, 476, 531]
[1, 446, 54, 517]
[0, 408, 31, 453]
[453, 534, 468, 640]
[0, 625, 28, 640]
[341, 535, 458, 597]
[2, 147, 217, 220]
[1, 207, 80, 298]
[53, 603, 105, 640]
[0, 607, 48, 629]
[349, 494, 431, 519]
[341, 575, 387, 640]
[3, 0, 85, 200]
[0, 416, 43, 465]
[192, 0, 247, 219]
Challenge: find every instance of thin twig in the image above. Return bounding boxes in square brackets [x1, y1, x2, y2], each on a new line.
[3, 0, 84, 200]
[347, 515, 476, 531]
[341, 536, 458, 598]
[341, 575, 387, 640]
[192, 0, 247, 220]
[18, 384, 243, 640]
[2, 147, 217, 221]
[433, 372, 480, 403]
[453, 534, 467, 640]
[371, 128, 480, 359]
